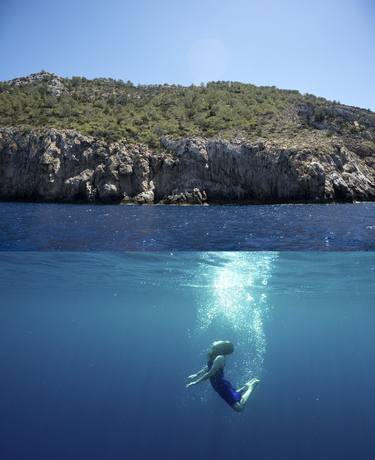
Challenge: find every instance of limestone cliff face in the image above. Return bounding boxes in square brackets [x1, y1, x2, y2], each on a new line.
[0, 127, 374, 204]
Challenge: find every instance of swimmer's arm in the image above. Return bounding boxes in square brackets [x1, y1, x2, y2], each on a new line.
[187, 366, 208, 380]
[186, 356, 224, 388]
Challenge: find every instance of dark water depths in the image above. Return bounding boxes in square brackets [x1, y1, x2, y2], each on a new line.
[0, 201, 374, 250]
[0, 252, 374, 460]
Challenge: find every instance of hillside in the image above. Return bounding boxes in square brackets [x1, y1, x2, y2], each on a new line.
[1, 71, 374, 149]
[0, 71, 374, 204]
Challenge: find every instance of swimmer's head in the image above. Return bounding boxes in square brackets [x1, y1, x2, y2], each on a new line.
[207, 340, 234, 358]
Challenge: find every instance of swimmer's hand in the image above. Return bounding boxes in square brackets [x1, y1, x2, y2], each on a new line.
[186, 381, 197, 389]
[186, 367, 209, 387]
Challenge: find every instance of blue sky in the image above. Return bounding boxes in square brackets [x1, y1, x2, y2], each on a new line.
[1, 0, 374, 110]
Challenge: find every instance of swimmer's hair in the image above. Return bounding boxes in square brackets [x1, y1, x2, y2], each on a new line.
[208, 340, 234, 357]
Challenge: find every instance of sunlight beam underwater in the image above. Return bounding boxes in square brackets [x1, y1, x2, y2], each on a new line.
[197, 252, 278, 379]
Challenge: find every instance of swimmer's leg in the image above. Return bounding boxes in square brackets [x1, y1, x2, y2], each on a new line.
[236, 378, 258, 395]
[233, 378, 260, 412]
[236, 384, 248, 395]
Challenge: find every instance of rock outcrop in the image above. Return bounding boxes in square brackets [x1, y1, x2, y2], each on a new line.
[7, 71, 66, 97]
[0, 127, 374, 204]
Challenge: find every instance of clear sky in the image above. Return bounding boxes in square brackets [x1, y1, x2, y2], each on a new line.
[1, 0, 374, 110]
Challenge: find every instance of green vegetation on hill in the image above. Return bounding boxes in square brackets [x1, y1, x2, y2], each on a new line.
[0, 72, 374, 148]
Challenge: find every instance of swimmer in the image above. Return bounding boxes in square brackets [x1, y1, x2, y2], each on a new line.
[186, 340, 260, 412]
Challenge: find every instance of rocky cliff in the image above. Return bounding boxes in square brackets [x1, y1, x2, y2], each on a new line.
[1, 72, 374, 204]
[1, 127, 374, 204]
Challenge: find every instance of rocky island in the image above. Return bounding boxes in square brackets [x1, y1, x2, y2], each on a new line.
[0, 71, 374, 204]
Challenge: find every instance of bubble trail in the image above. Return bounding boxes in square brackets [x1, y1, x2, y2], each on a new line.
[197, 252, 278, 379]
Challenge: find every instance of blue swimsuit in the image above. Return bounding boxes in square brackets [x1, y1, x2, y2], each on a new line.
[207, 358, 242, 407]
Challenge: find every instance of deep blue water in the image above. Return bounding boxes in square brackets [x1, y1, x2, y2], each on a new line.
[0, 252, 374, 460]
[0, 202, 374, 250]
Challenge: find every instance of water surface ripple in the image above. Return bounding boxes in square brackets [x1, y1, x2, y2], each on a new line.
[0, 202, 374, 250]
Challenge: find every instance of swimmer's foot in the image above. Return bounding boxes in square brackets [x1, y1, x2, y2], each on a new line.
[236, 378, 261, 408]
[247, 378, 260, 391]
[237, 378, 260, 394]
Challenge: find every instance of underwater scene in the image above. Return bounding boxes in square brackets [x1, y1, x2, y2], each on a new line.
[0, 252, 374, 460]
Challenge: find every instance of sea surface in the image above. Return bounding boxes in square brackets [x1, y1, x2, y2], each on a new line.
[0, 201, 374, 250]
[0, 252, 374, 460]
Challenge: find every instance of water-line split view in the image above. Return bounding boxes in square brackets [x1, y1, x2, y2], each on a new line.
[0, 252, 374, 459]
